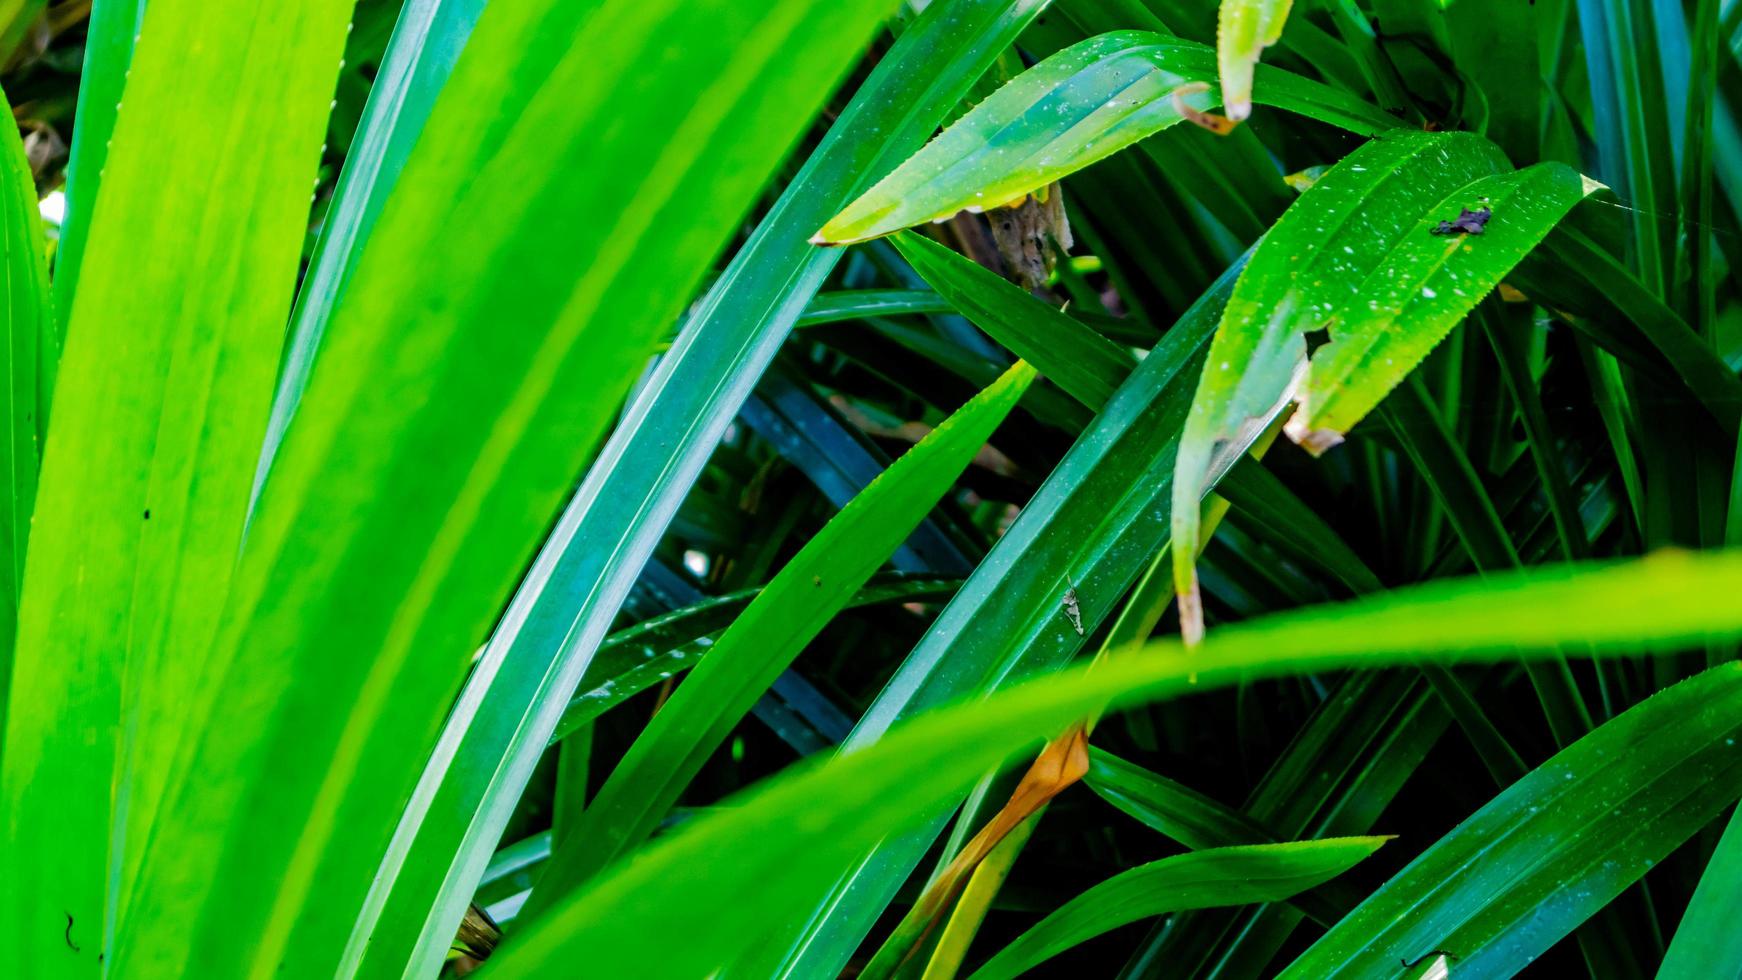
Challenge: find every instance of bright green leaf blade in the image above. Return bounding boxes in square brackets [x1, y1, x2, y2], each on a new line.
[345, 4, 1057, 976]
[893, 231, 1133, 409]
[1172, 130, 1508, 632]
[548, 575, 960, 744]
[110, 1, 902, 976]
[816, 30, 1396, 245]
[255, 0, 486, 502]
[0, 80, 51, 733]
[525, 362, 1036, 909]
[1217, 0, 1294, 121]
[1280, 662, 1742, 978]
[1657, 805, 1742, 978]
[1292, 163, 1591, 440]
[485, 552, 1742, 978]
[967, 840, 1383, 980]
[49, 0, 143, 334]
[1, 1, 354, 973]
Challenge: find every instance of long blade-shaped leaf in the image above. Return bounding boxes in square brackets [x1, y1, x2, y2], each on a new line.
[485, 552, 1742, 978]
[1280, 663, 1742, 977]
[1657, 806, 1742, 978]
[110, 1, 901, 976]
[1, 1, 355, 973]
[1085, 747, 1282, 849]
[45, 0, 142, 331]
[253, 0, 486, 503]
[816, 30, 1396, 245]
[344, 4, 1057, 976]
[0, 81, 51, 730]
[892, 231, 1133, 409]
[967, 840, 1384, 980]
[525, 363, 1036, 913]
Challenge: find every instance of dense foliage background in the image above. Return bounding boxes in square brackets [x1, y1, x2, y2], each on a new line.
[3, 0, 1742, 977]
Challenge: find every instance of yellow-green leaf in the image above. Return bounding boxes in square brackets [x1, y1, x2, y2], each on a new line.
[815, 30, 1396, 246]
[1217, 0, 1294, 121]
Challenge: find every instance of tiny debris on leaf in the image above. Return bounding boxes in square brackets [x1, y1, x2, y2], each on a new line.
[1062, 587, 1084, 636]
[1431, 206, 1491, 236]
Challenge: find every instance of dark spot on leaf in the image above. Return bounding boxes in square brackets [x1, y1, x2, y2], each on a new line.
[1431, 206, 1491, 236]
[64, 912, 79, 953]
[142, 509, 150, 520]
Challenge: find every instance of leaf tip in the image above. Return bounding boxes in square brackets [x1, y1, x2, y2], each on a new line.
[1283, 414, 1344, 456]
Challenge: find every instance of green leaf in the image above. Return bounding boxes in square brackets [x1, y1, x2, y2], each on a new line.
[1, 1, 355, 973]
[1085, 747, 1281, 850]
[1137, 668, 1451, 972]
[1170, 132, 1588, 640]
[892, 231, 1133, 409]
[482, 552, 1742, 978]
[256, 0, 486, 499]
[1443, 0, 1538, 161]
[523, 362, 1035, 910]
[1280, 663, 1742, 978]
[1172, 130, 1502, 633]
[344, 4, 1058, 975]
[104, 0, 903, 976]
[816, 30, 1397, 245]
[1539, 226, 1742, 436]
[1657, 806, 1742, 978]
[548, 575, 961, 744]
[796, 289, 960, 329]
[0, 80, 52, 730]
[1290, 163, 1592, 441]
[49, 0, 144, 334]
[1576, 0, 1677, 295]
[1217, 0, 1294, 122]
[1480, 304, 1589, 560]
[966, 840, 1384, 980]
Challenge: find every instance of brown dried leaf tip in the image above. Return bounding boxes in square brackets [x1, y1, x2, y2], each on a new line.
[1170, 82, 1239, 135]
